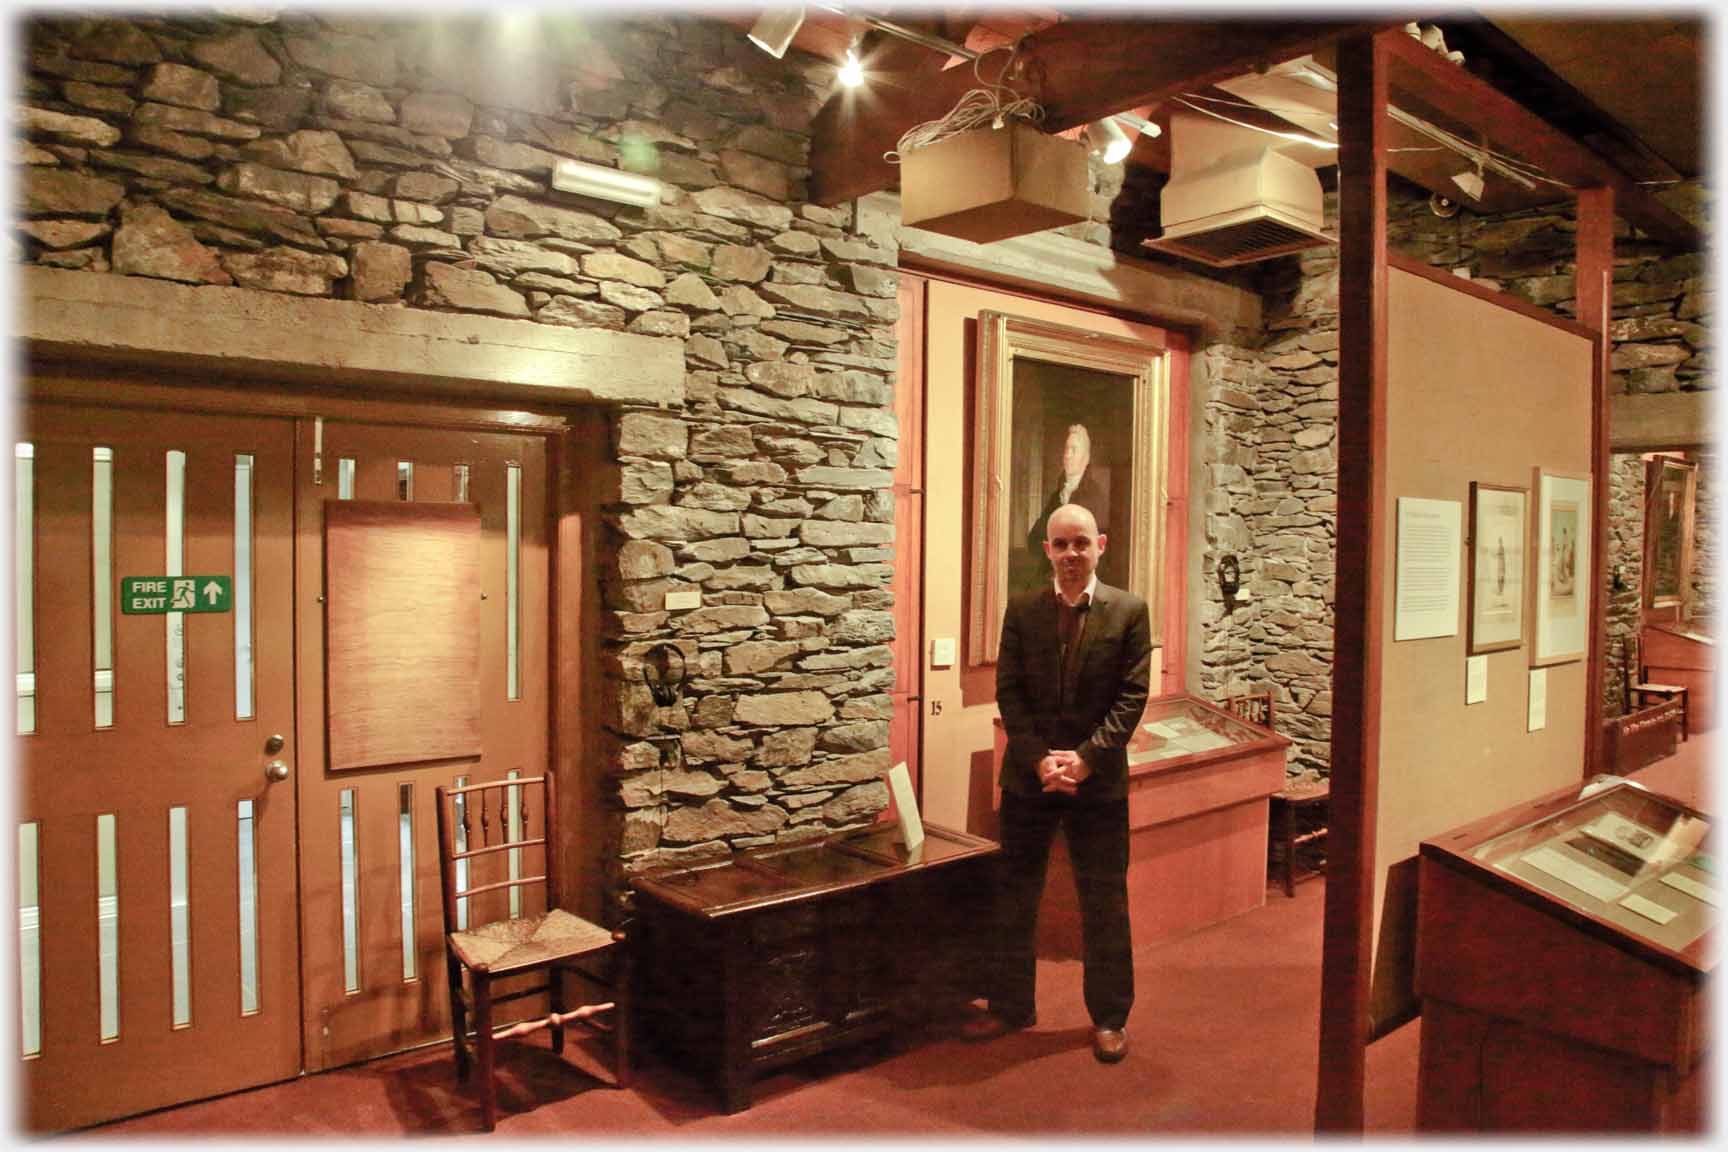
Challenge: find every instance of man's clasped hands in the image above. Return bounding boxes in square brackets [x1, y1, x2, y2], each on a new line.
[1037, 750, 1092, 794]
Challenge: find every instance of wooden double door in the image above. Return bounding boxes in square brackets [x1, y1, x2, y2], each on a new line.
[15, 390, 554, 1130]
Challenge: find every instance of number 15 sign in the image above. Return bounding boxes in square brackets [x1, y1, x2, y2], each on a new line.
[120, 576, 232, 614]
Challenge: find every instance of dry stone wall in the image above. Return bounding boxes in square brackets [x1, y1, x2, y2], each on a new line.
[16, 11, 902, 881]
[1604, 452, 1647, 711]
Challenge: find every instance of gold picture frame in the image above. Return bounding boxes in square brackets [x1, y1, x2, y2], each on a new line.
[967, 311, 1169, 667]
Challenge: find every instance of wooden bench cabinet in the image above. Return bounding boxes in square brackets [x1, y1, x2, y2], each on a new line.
[629, 823, 997, 1113]
[1416, 779, 1713, 1133]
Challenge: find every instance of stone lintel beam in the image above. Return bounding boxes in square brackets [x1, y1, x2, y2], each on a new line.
[1609, 389, 1715, 453]
[19, 266, 685, 409]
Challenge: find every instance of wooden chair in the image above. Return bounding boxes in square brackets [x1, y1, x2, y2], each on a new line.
[434, 774, 630, 1130]
[1269, 777, 1330, 897]
[1224, 690, 1275, 730]
[1625, 634, 1689, 740]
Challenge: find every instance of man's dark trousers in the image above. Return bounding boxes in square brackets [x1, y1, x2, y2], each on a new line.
[994, 790, 1133, 1030]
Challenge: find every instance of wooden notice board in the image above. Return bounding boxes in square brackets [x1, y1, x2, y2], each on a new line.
[1370, 262, 1595, 1031]
[324, 500, 481, 770]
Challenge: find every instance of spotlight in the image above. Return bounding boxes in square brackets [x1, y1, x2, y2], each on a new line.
[748, 5, 805, 59]
[1087, 117, 1133, 165]
[838, 47, 864, 88]
[1451, 168, 1485, 201]
[551, 158, 663, 209]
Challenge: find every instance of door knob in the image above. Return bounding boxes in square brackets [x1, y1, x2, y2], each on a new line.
[265, 760, 290, 783]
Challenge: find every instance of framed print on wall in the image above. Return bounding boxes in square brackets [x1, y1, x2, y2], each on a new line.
[967, 311, 1170, 666]
[1532, 468, 1591, 667]
[1467, 482, 1527, 654]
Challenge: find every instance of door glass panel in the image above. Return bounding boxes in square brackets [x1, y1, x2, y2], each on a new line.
[165, 450, 186, 725]
[168, 806, 191, 1028]
[339, 789, 359, 994]
[234, 454, 254, 720]
[453, 464, 470, 503]
[506, 463, 521, 701]
[18, 822, 41, 1058]
[453, 775, 468, 931]
[398, 783, 416, 982]
[96, 813, 119, 1042]
[93, 448, 113, 729]
[507, 770, 522, 919]
[237, 800, 259, 1016]
[15, 444, 34, 736]
[396, 461, 413, 501]
[337, 458, 355, 501]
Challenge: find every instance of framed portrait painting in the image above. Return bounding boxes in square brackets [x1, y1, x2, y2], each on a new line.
[1466, 482, 1527, 654]
[1532, 468, 1591, 667]
[1642, 455, 1697, 616]
[967, 312, 1170, 666]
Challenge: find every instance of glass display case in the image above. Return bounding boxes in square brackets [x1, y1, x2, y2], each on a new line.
[1464, 780, 1714, 954]
[1416, 776, 1712, 1131]
[1126, 693, 1287, 772]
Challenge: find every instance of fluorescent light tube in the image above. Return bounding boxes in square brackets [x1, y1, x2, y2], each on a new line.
[551, 158, 662, 209]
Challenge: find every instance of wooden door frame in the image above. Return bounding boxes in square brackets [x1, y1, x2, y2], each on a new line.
[22, 358, 604, 1077]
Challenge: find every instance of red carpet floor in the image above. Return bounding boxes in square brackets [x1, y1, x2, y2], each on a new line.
[95, 874, 1422, 1139]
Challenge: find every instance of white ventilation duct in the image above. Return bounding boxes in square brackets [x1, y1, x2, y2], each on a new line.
[1142, 108, 1334, 268]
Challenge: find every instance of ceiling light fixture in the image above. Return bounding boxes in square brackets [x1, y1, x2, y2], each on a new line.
[838, 46, 865, 88]
[550, 158, 663, 209]
[1451, 167, 1485, 201]
[1087, 116, 1134, 164]
[747, 5, 806, 59]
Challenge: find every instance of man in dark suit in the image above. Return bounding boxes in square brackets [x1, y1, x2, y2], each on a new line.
[989, 502, 1151, 1063]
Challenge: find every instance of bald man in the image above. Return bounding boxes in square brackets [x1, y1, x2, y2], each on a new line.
[987, 503, 1151, 1064]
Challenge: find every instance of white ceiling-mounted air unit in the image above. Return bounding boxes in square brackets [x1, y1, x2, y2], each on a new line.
[1142, 108, 1335, 268]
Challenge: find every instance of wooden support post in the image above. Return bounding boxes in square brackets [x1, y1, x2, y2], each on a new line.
[1575, 188, 1615, 778]
[1316, 29, 1389, 1135]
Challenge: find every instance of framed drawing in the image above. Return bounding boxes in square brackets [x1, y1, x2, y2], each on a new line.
[968, 311, 1170, 666]
[1467, 482, 1527, 654]
[1532, 468, 1591, 667]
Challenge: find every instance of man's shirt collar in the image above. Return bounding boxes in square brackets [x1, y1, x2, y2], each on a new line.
[1052, 573, 1097, 608]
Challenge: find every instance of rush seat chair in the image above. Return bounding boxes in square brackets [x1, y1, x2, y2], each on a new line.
[1624, 634, 1689, 741]
[434, 774, 630, 1130]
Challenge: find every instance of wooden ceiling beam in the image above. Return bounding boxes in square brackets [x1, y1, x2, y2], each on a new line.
[808, 18, 1382, 205]
[1376, 30, 1699, 248]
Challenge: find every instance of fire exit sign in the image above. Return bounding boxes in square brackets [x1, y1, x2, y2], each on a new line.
[121, 576, 232, 614]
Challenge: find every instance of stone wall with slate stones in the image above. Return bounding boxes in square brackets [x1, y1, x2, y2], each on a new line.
[1202, 239, 1341, 777]
[1604, 452, 1648, 712]
[15, 12, 903, 882]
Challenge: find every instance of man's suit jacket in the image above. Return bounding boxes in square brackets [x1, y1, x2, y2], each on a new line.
[995, 581, 1152, 803]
